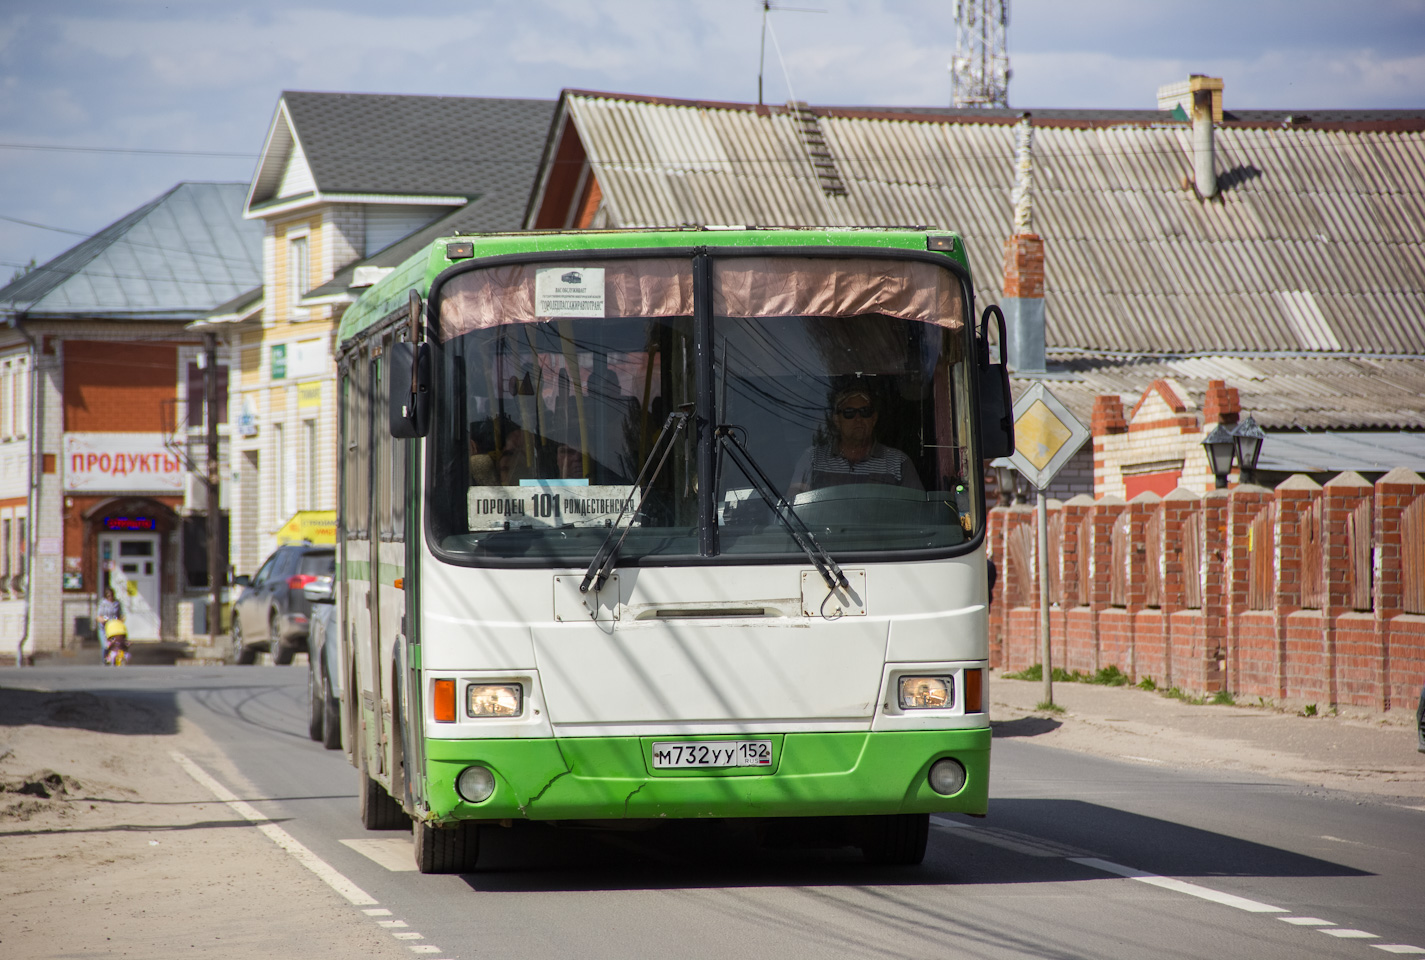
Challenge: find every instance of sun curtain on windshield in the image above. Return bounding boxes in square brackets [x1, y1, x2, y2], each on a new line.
[437, 257, 963, 338]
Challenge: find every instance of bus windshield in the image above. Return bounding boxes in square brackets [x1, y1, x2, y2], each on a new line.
[427, 254, 980, 565]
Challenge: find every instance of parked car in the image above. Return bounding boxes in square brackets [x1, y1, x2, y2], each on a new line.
[1417, 684, 1424, 754]
[230, 544, 335, 665]
[304, 575, 342, 749]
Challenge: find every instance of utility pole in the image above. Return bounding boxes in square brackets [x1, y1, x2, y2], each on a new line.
[204, 332, 222, 643]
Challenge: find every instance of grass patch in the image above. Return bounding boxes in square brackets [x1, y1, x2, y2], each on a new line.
[1301, 703, 1318, 717]
[1209, 690, 1236, 706]
[1002, 664, 1132, 686]
[1162, 686, 1205, 705]
[1035, 700, 1066, 714]
[1136, 676, 1158, 692]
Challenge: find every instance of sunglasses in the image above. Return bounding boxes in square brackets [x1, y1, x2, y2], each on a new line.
[838, 405, 875, 420]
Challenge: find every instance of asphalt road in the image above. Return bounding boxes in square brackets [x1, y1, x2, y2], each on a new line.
[13, 665, 1425, 960]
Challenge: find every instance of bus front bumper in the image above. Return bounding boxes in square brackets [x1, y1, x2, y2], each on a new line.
[423, 728, 990, 822]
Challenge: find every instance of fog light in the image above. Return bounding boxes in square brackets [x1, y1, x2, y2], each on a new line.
[456, 765, 496, 803]
[467, 683, 522, 718]
[899, 676, 954, 709]
[928, 758, 967, 796]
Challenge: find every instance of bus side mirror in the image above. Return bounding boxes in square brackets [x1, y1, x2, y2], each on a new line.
[389, 341, 430, 438]
[977, 304, 1015, 460]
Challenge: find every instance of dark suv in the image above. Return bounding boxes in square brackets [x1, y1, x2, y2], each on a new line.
[230, 544, 335, 665]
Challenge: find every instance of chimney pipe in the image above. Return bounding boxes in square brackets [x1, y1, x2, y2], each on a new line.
[1190, 78, 1218, 198]
[1003, 113, 1046, 375]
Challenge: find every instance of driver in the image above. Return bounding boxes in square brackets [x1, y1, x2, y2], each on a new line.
[787, 386, 922, 496]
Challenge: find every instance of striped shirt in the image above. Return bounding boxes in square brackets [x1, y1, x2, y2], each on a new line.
[790, 442, 923, 492]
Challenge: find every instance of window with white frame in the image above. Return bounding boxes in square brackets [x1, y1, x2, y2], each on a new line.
[288, 234, 309, 319]
[302, 419, 317, 511]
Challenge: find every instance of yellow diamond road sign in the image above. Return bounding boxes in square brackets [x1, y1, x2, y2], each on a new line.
[1004, 382, 1089, 490]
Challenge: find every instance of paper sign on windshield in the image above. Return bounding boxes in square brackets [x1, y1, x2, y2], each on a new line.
[468, 483, 636, 531]
[535, 267, 605, 317]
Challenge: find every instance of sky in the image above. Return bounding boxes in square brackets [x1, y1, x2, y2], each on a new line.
[2, 0, 1422, 277]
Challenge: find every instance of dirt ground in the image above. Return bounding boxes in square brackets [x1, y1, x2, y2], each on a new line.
[0, 685, 410, 960]
[989, 671, 1425, 802]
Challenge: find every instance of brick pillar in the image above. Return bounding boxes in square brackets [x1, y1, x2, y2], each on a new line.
[1091, 495, 1128, 674]
[1161, 488, 1200, 691]
[1202, 488, 1230, 693]
[987, 504, 1009, 668]
[1375, 467, 1425, 711]
[1060, 495, 1095, 673]
[1276, 475, 1324, 702]
[1227, 483, 1277, 700]
[1125, 492, 1163, 682]
[1322, 472, 1374, 708]
[1091, 395, 1127, 500]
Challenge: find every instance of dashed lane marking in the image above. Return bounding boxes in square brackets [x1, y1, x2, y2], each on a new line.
[172, 752, 377, 906]
[341, 837, 419, 872]
[1324, 931, 1383, 939]
[1069, 857, 1287, 914]
[1281, 917, 1335, 925]
[1372, 946, 1425, 954]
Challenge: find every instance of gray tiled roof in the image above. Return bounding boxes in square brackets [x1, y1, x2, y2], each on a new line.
[280, 91, 556, 198]
[556, 93, 1425, 358]
[0, 182, 262, 320]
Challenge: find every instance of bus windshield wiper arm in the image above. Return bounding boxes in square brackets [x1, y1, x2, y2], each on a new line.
[714, 426, 848, 592]
[581, 407, 693, 595]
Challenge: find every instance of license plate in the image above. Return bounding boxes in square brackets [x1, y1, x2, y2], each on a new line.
[651, 740, 772, 769]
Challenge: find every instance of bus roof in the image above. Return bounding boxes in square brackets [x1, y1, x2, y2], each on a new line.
[337, 227, 969, 344]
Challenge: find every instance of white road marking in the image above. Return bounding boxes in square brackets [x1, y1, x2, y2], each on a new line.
[1070, 858, 1287, 914]
[363, 908, 393, 916]
[1120, 755, 1165, 765]
[341, 837, 419, 872]
[393, 932, 425, 940]
[1322, 930, 1380, 939]
[1280, 917, 1335, 925]
[932, 819, 1095, 858]
[172, 752, 378, 906]
[1373, 946, 1425, 954]
[408, 947, 442, 954]
[377, 920, 409, 928]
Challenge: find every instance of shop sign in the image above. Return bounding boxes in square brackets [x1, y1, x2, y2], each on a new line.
[104, 516, 156, 531]
[63, 433, 184, 493]
[275, 510, 336, 545]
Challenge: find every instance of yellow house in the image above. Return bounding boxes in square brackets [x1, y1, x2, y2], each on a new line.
[225, 91, 555, 575]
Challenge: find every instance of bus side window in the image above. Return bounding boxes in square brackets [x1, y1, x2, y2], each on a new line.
[344, 357, 370, 538]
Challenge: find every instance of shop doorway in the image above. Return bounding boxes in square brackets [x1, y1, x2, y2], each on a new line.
[98, 533, 161, 640]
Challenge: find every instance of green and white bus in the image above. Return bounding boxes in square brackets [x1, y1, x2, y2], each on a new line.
[334, 228, 1014, 873]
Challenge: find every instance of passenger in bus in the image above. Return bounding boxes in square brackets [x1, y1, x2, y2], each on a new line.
[787, 385, 923, 496]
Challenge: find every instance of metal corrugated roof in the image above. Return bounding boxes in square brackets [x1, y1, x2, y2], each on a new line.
[1020, 354, 1425, 431]
[0, 182, 262, 320]
[562, 93, 1425, 359]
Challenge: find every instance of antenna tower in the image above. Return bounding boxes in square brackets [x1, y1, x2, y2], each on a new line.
[950, 0, 1010, 108]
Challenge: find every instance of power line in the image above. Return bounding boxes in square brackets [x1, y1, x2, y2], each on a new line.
[0, 142, 257, 160]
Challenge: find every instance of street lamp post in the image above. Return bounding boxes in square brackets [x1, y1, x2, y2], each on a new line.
[1232, 413, 1266, 486]
[1202, 423, 1237, 490]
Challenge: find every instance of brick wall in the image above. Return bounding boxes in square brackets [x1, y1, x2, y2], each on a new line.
[990, 467, 1425, 714]
[63, 341, 177, 432]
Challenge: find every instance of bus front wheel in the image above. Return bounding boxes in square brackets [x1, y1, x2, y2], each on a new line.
[414, 820, 480, 874]
[858, 813, 929, 865]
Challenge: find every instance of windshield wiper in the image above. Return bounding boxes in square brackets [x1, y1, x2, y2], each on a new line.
[714, 426, 848, 592]
[581, 407, 693, 594]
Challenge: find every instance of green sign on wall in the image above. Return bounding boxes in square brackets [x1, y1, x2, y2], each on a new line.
[271, 343, 286, 380]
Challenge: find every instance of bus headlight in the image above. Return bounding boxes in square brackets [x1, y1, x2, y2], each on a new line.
[898, 676, 954, 710]
[467, 683, 522, 718]
[456, 766, 496, 803]
[928, 758, 967, 796]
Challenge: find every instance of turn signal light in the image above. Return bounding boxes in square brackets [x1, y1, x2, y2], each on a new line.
[963, 668, 984, 713]
[433, 679, 456, 722]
